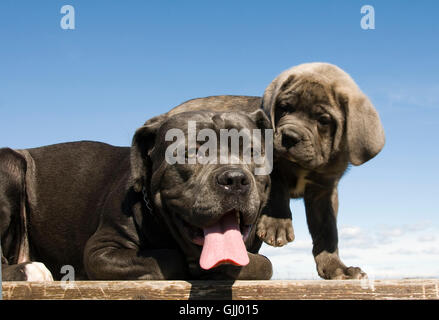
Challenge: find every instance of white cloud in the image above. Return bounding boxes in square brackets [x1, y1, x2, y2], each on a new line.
[379, 83, 439, 110]
[388, 248, 418, 256]
[376, 222, 433, 243]
[418, 235, 436, 242]
[339, 226, 362, 238]
[405, 221, 431, 232]
[378, 227, 404, 238]
[423, 247, 439, 255]
[260, 222, 439, 280]
[339, 225, 376, 249]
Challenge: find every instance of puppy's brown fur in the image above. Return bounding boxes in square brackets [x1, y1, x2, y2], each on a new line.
[161, 62, 385, 279]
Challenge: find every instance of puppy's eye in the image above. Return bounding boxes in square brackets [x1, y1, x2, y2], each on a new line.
[277, 102, 291, 114]
[317, 114, 332, 125]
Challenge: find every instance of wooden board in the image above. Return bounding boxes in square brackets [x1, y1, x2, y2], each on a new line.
[2, 279, 439, 300]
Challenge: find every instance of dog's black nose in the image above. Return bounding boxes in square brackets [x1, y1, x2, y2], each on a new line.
[282, 130, 302, 149]
[216, 169, 250, 194]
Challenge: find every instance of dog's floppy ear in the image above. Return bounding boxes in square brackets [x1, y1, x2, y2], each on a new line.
[247, 109, 272, 130]
[339, 88, 385, 166]
[130, 114, 167, 192]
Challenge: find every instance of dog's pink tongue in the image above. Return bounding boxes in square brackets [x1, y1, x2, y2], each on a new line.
[199, 212, 249, 270]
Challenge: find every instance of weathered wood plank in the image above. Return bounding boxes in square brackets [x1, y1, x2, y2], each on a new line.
[2, 279, 439, 300]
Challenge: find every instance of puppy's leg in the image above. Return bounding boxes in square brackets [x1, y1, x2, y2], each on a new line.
[256, 166, 295, 247]
[304, 185, 367, 280]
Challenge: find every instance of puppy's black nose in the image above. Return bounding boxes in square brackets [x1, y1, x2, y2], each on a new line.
[216, 169, 250, 194]
[282, 130, 302, 149]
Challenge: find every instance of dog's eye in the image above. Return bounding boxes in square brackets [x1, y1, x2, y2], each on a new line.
[317, 114, 332, 125]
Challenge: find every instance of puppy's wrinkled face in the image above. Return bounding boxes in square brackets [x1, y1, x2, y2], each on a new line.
[148, 111, 270, 259]
[273, 78, 344, 170]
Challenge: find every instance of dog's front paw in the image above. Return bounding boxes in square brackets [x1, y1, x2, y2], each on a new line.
[24, 262, 54, 281]
[256, 215, 295, 247]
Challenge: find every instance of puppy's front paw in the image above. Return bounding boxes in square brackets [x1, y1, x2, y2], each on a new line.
[326, 266, 368, 280]
[24, 262, 54, 281]
[315, 252, 367, 280]
[256, 215, 295, 247]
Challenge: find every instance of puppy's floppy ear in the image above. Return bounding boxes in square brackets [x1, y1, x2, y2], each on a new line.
[261, 77, 278, 125]
[262, 70, 297, 131]
[339, 88, 385, 166]
[262, 76, 282, 131]
[247, 109, 272, 130]
[130, 114, 167, 192]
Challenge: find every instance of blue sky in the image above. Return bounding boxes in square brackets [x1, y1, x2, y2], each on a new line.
[1, 1, 438, 279]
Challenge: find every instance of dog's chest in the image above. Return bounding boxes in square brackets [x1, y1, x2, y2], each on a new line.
[289, 170, 309, 198]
